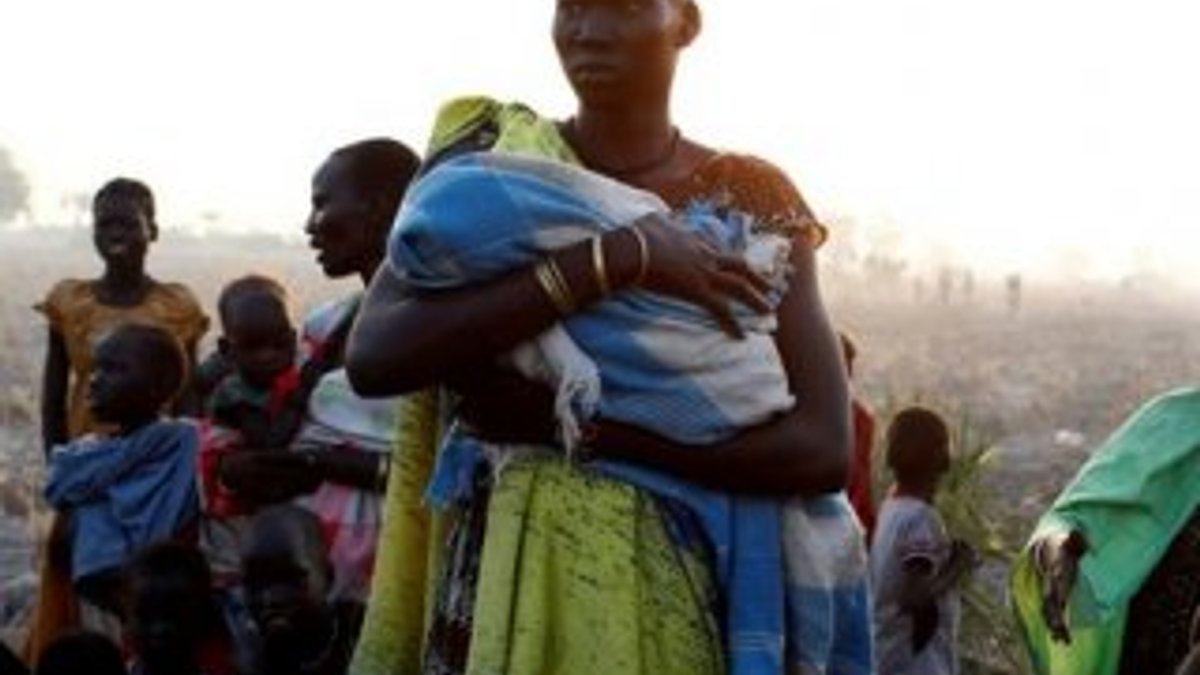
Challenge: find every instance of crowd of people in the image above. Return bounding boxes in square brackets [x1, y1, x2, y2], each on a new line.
[5, 1, 1200, 675]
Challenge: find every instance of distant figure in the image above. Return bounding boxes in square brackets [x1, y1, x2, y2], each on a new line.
[937, 267, 954, 305]
[1013, 388, 1200, 675]
[1006, 273, 1023, 315]
[241, 506, 362, 675]
[872, 406, 977, 675]
[913, 276, 927, 304]
[960, 269, 975, 303]
[43, 324, 200, 620]
[33, 631, 126, 675]
[841, 332, 877, 538]
[28, 176, 208, 661]
[123, 542, 232, 675]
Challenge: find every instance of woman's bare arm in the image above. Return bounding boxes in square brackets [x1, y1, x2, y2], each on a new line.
[347, 219, 769, 397]
[41, 328, 70, 456]
[594, 239, 851, 495]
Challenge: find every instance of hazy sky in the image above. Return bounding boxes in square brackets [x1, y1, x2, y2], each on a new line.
[3, 0, 1199, 282]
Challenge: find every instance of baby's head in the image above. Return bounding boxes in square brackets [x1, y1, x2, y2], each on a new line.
[88, 323, 186, 431]
[241, 505, 331, 647]
[217, 275, 296, 390]
[92, 177, 157, 273]
[123, 542, 217, 675]
[886, 406, 952, 493]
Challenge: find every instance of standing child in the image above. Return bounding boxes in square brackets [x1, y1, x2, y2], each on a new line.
[28, 176, 208, 659]
[38, 177, 208, 451]
[870, 406, 977, 675]
[44, 324, 201, 621]
[240, 505, 362, 675]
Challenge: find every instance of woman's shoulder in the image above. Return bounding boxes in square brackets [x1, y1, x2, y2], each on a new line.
[150, 280, 204, 307]
[686, 152, 826, 243]
[41, 278, 93, 305]
[144, 281, 210, 341]
[302, 293, 363, 342]
[35, 278, 96, 328]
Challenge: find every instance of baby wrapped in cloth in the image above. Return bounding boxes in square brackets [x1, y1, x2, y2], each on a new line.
[389, 151, 871, 675]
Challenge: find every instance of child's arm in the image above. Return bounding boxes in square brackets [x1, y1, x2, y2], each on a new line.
[41, 327, 70, 457]
[299, 448, 389, 493]
[897, 539, 977, 613]
[895, 537, 978, 652]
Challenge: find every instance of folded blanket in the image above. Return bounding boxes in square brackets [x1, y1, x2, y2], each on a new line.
[389, 150, 795, 448]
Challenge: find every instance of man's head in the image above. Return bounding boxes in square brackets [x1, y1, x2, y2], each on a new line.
[305, 138, 420, 280]
[217, 275, 296, 390]
[87, 323, 186, 429]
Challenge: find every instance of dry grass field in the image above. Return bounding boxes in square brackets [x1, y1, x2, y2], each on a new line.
[2, 227, 1199, 670]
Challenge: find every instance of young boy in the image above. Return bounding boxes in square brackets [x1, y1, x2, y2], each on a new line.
[123, 542, 231, 675]
[43, 323, 199, 619]
[870, 406, 977, 675]
[198, 275, 323, 515]
[241, 505, 362, 675]
[197, 275, 308, 553]
[206, 275, 300, 450]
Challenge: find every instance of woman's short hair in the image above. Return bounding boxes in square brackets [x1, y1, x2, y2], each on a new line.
[94, 177, 156, 221]
[330, 138, 420, 219]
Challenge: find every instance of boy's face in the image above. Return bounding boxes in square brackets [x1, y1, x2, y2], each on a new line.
[127, 572, 206, 669]
[242, 527, 327, 643]
[220, 298, 296, 390]
[93, 198, 155, 271]
[88, 333, 163, 425]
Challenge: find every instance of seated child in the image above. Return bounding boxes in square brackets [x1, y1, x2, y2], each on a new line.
[241, 505, 363, 675]
[33, 631, 127, 675]
[123, 542, 232, 675]
[43, 323, 199, 618]
[870, 406, 977, 675]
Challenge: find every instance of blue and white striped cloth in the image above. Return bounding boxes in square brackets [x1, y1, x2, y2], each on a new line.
[389, 151, 872, 675]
